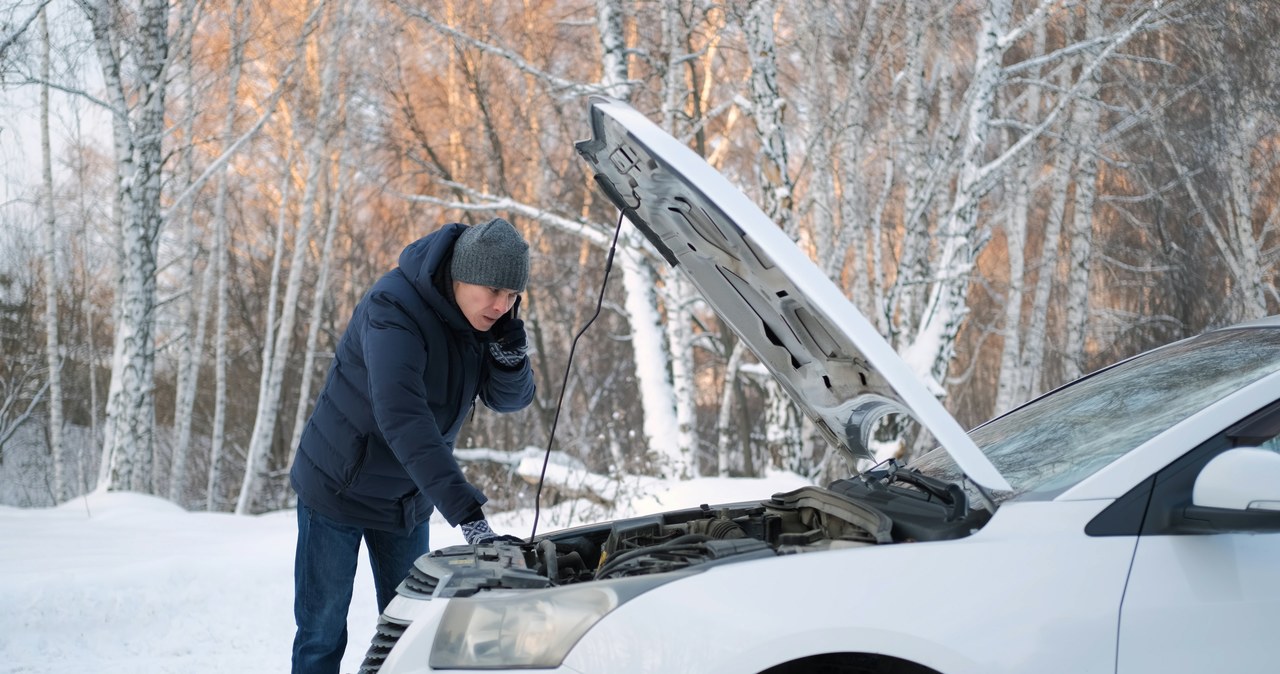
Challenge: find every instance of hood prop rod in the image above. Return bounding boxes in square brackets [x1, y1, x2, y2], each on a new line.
[528, 208, 627, 541]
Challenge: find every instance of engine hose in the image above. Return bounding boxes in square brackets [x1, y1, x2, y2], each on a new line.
[688, 516, 746, 540]
[595, 533, 712, 579]
[557, 551, 586, 577]
[537, 538, 559, 583]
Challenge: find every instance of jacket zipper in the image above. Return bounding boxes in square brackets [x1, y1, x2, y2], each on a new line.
[334, 440, 369, 495]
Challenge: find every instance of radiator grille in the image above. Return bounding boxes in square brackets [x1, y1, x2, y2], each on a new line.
[358, 616, 411, 674]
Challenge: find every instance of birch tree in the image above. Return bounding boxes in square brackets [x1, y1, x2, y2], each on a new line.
[1062, 0, 1105, 381]
[993, 19, 1050, 413]
[997, 5, 1098, 408]
[734, 0, 804, 471]
[885, 1, 1162, 429]
[199, 0, 323, 510]
[1157, 3, 1278, 325]
[174, 0, 248, 507]
[886, 0, 938, 344]
[898, 0, 1014, 396]
[40, 6, 65, 502]
[167, 0, 218, 504]
[656, 0, 702, 476]
[204, 165, 231, 510]
[238, 0, 343, 514]
[597, 0, 688, 479]
[785, 0, 888, 478]
[0, 1, 51, 72]
[219, 135, 295, 510]
[81, 0, 172, 493]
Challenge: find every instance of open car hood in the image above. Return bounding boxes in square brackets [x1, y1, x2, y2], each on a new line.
[575, 97, 1010, 492]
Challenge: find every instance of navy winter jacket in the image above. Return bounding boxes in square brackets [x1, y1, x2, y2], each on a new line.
[290, 223, 535, 533]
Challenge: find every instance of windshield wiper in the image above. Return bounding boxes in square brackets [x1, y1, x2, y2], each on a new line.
[865, 460, 971, 521]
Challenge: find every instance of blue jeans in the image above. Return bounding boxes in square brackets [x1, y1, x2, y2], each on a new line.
[291, 500, 430, 674]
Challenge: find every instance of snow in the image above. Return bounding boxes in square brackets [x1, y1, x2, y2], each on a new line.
[0, 472, 811, 674]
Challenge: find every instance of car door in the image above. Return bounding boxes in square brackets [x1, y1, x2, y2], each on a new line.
[1116, 403, 1280, 672]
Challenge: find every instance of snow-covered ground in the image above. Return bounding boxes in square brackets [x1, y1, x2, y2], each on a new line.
[0, 472, 810, 674]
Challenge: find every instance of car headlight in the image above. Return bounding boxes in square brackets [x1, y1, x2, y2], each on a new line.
[429, 574, 681, 669]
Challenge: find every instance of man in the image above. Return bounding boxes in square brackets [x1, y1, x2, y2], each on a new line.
[289, 217, 536, 674]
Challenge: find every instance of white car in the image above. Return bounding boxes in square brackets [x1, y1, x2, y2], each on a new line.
[358, 97, 1280, 674]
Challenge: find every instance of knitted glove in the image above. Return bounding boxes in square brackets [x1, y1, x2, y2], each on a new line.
[460, 519, 524, 545]
[489, 296, 528, 368]
[461, 518, 498, 545]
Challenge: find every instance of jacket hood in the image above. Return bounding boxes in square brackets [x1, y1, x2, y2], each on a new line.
[397, 223, 474, 334]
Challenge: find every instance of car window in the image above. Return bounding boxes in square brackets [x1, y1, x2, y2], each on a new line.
[913, 327, 1280, 503]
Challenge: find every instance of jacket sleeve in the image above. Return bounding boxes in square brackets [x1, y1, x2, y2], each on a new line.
[479, 354, 536, 413]
[363, 290, 486, 526]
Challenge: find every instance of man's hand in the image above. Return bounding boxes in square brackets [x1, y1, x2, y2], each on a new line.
[461, 518, 523, 545]
[489, 295, 528, 368]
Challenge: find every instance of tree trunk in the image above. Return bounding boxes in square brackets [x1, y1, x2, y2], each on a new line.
[658, 0, 700, 475]
[595, 0, 631, 100]
[887, 0, 934, 343]
[596, 0, 688, 478]
[902, 0, 1008, 394]
[1017, 141, 1073, 405]
[40, 6, 65, 503]
[168, 0, 216, 504]
[237, 2, 342, 514]
[196, 0, 248, 510]
[715, 339, 745, 476]
[1221, 109, 1267, 320]
[206, 159, 232, 511]
[1018, 53, 1079, 404]
[618, 242, 687, 478]
[1063, 0, 1104, 381]
[993, 22, 1046, 414]
[738, 0, 801, 471]
[86, 0, 171, 494]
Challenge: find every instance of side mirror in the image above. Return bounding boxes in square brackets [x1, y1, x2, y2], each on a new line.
[1181, 448, 1280, 533]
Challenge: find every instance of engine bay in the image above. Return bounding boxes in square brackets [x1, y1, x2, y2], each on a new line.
[401, 468, 992, 599]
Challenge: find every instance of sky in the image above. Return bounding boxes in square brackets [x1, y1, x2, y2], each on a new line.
[1, 1, 104, 209]
[0, 471, 811, 674]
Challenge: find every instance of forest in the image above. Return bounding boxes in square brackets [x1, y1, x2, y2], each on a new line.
[0, 0, 1276, 517]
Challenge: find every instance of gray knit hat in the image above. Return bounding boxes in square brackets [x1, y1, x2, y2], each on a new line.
[450, 218, 530, 292]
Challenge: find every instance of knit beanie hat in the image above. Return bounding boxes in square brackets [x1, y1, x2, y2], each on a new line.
[450, 218, 530, 292]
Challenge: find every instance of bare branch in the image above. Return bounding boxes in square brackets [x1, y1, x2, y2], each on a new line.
[998, 0, 1065, 51]
[0, 378, 48, 449]
[164, 0, 327, 215]
[1003, 35, 1114, 77]
[12, 74, 118, 116]
[976, 2, 1165, 193]
[0, 0, 51, 62]
[391, 180, 613, 248]
[394, 1, 629, 99]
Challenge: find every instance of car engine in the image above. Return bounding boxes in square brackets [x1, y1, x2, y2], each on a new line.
[402, 473, 991, 598]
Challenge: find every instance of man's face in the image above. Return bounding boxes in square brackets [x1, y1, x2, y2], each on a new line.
[453, 281, 519, 332]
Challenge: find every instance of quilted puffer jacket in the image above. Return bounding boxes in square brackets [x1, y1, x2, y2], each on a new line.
[290, 223, 535, 533]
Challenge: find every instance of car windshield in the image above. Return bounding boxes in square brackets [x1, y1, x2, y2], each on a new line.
[912, 327, 1280, 502]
